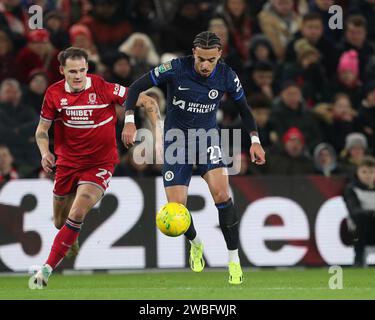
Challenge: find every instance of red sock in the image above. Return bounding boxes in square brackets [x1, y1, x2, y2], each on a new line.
[45, 218, 82, 269]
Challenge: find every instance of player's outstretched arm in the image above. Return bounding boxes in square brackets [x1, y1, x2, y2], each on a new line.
[236, 96, 266, 165]
[35, 119, 55, 173]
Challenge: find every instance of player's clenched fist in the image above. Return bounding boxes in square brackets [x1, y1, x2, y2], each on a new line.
[41, 152, 55, 173]
[122, 123, 137, 148]
[250, 143, 266, 165]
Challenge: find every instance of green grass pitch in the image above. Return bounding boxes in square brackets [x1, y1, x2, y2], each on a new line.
[0, 268, 374, 300]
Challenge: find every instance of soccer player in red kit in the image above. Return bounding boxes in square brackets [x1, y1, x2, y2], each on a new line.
[30, 47, 161, 288]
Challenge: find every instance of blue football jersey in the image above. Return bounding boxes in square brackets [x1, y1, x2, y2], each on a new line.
[149, 56, 244, 132]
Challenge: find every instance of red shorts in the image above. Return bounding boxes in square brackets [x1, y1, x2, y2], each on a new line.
[53, 163, 115, 196]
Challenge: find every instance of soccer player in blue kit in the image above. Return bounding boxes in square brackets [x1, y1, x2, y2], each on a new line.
[123, 31, 265, 284]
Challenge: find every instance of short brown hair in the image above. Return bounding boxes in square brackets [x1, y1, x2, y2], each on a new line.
[346, 15, 367, 29]
[302, 12, 323, 24]
[57, 47, 88, 66]
[358, 156, 375, 168]
[0, 144, 10, 151]
[248, 93, 271, 109]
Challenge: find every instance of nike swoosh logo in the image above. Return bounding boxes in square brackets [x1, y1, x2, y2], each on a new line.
[178, 86, 190, 91]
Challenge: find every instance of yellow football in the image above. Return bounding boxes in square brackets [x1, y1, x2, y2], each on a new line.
[156, 202, 191, 237]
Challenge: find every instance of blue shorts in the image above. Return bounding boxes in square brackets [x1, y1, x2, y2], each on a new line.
[162, 129, 226, 187]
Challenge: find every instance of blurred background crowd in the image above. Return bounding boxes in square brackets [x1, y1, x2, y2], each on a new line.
[1, 0, 375, 186]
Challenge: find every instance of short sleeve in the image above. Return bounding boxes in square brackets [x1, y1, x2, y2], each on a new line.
[226, 67, 245, 101]
[40, 89, 57, 121]
[149, 59, 178, 86]
[105, 82, 127, 105]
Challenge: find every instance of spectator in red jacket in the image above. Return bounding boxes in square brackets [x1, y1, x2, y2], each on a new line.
[69, 23, 104, 74]
[263, 127, 315, 175]
[57, 0, 91, 30]
[78, 0, 132, 51]
[15, 29, 61, 84]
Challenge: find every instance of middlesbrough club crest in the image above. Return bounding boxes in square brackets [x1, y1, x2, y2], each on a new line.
[88, 93, 97, 104]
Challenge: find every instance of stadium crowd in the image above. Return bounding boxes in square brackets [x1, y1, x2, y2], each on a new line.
[0, 0, 375, 187]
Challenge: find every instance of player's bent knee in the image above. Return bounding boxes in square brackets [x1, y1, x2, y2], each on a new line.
[68, 193, 97, 221]
[68, 206, 88, 222]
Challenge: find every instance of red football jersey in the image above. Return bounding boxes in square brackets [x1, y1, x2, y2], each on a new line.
[40, 74, 127, 168]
